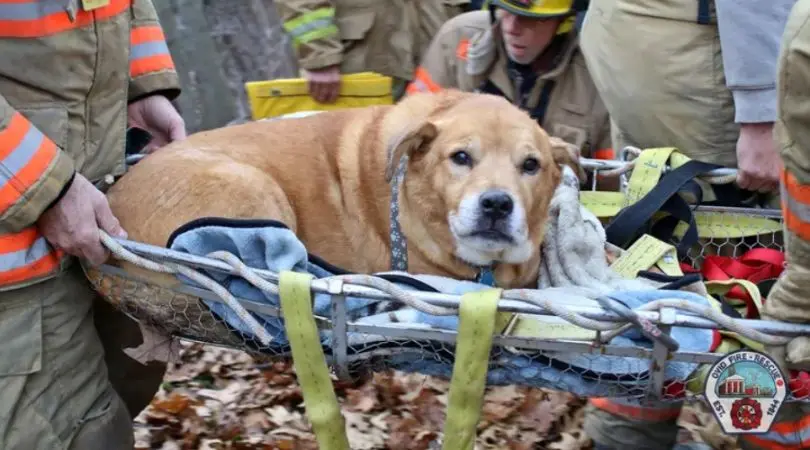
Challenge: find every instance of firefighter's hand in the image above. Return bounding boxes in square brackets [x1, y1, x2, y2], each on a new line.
[37, 173, 128, 267]
[128, 94, 186, 154]
[736, 122, 782, 193]
[303, 65, 342, 104]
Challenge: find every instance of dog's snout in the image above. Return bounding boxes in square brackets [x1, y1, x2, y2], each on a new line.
[479, 190, 514, 220]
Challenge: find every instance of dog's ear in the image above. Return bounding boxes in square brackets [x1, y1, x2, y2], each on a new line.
[549, 136, 587, 184]
[385, 121, 439, 183]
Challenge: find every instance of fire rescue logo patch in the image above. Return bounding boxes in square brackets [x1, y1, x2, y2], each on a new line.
[704, 349, 787, 434]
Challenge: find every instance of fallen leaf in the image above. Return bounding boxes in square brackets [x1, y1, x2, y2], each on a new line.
[152, 393, 193, 415]
[134, 342, 668, 449]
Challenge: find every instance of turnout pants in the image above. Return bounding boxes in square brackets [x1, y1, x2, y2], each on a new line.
[0, 263, 167, 449]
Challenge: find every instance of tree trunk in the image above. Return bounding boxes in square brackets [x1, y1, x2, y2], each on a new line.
[153, 0, 298, 133]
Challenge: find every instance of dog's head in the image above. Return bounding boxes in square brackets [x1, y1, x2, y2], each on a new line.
[384, 90, 582, 268]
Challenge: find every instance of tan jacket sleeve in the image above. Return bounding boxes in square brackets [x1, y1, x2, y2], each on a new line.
[275, 0, 343, 71]
[406, 18, 464, 94]
[0, 95, 75, 233]
[764, 0, 810, 324]
[128, 0, 181, 103]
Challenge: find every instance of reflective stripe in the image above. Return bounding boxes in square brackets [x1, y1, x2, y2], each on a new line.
[780, 170, 810, 241]
[406, 67, 441, 94]
[741, 415, 810, 450]
[456, 38, 469, 61]
[406, 79, 428, 94]
[0, 112, 57, 214]
[588, 398, 682, 421]
[0, 0, 130, 38]
[130, 41, 169, 60]
[0, 234, 49, 271]
[283, 7, 338, 45]
[0, 227, 62, 286]
[0, 1, 65, 21]
[129, 25, 175, 78]
[593, 148, 615, 160]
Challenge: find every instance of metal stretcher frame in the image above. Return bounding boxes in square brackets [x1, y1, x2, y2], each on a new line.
[107, 113, 808, 404]
[91, 235, 810, 403]
[93, 150, 810, 406]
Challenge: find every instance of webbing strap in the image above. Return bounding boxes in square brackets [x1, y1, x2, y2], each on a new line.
[696, 0, 711, 25]
[605, 159, 723, 250]
[705, 279, 767, 352]
[623, 147, 676, 206]
[530, 80, 556, 126]
[279, 271, 350, 450]
[442, 288, 502, 450]
[650, 178, 704, 257]
[477, 78, 556, 126]
[610, 234, 683, 278]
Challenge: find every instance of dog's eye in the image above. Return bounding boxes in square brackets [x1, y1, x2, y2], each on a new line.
[450, 150, 473, 167]
[521, 157, 540, 174]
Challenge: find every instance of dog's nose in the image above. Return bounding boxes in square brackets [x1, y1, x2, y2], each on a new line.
[479, 190, 514, 220]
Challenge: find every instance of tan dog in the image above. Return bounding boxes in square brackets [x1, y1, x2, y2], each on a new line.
[106, 89, 580, 289]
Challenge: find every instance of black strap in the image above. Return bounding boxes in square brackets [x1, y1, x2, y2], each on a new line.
[478, 77, 556, 126]
[756, 278, 778, 300]
[605, 159, 724, 251]
[649, 179, 703, 257]
[530, 80, 556, 125]
[696, 0, 711, 24]
[477, 79, 503, 97]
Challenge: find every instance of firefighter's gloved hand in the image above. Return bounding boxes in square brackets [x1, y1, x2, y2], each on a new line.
[763, 316, 810, 377]
[787, 336, 810, 371]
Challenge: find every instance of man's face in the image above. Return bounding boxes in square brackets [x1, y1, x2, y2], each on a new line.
[498, 10, 563, 65]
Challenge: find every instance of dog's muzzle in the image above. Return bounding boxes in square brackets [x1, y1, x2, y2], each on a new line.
[471, 189, 516, 242]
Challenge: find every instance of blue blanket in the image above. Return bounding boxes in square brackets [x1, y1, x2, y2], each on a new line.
[168, 220, 714, 398]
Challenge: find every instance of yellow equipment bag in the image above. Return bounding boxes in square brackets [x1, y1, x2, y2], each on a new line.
[244, 71, 394, 120]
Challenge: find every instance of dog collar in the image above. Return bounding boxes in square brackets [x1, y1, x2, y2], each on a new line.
[388, 156, 497, 287]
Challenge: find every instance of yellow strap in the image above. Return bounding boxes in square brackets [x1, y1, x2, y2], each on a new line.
[505, 314, 597, 341]
[623, 147, 677, 206]
[705, 279, 764, 316]
[442, 288, 502, 450]
[610, 234, 683, 278]
[579, 147, 782, 239]
[580, 147, 677, 218]
[502, 235, 682, 350]
[279, 271, 350, 450]
[579, 191, 625, 219]
[704, 280, 766, 352]
[668, 210, 783, 239]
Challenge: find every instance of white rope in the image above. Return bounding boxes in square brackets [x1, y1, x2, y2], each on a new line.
[586, 146, 738, 185]
[98, 230, 796, 349]
[100, 232, 276, 346]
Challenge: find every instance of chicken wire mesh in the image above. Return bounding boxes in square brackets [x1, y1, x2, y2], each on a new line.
[89, 148, 810, 407]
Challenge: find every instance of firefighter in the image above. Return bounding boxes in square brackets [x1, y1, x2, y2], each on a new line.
[274, 0, 474, 103]
[580, 0, 796, 194]
[0, 1, 184, 448]
[406, 0, 612, 161]
[743, 0, 810, 448]
[580, 2, 806, 448]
